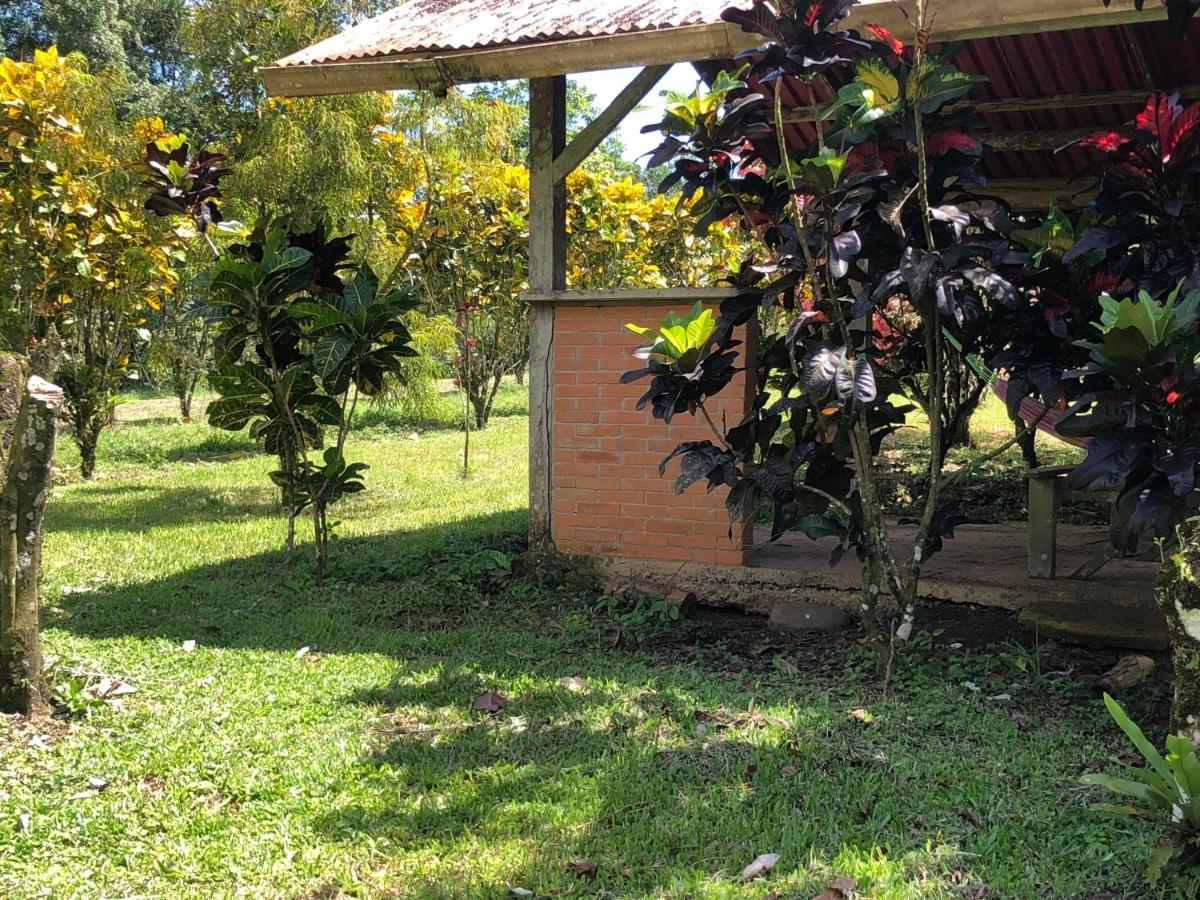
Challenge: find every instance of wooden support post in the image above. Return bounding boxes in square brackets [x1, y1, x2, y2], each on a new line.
[527, 76, 566, 553]
[0, 376, 64, 715]
[1027, 468, 1061, 579]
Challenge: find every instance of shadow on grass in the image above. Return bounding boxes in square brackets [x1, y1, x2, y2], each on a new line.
[46, 481, 280, 532]
[313, 658, 1005, 898]
[48, 508, 531, 655]
[45, 499, 1152, 897]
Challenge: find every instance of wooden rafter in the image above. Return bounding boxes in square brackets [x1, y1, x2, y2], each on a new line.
[785, 85, 1200, 126]
[552, 65, 671, 181]
[983, 178, 1096, 210]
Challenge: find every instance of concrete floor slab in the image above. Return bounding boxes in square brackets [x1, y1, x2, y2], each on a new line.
[599, 521, 1166, 647]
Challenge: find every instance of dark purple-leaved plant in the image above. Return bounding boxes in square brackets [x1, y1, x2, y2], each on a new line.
[626, 0, 1037, 668]
[142, 137, 230, 233]
[1016, 92, 1200, 740]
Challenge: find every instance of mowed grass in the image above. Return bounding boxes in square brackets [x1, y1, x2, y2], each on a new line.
[0, 388, 1191, 898]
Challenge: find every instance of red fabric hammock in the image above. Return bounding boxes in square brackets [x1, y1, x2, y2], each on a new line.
[991, 379, 1091, 449]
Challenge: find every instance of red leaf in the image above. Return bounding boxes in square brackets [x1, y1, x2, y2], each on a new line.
[865, 23, 904, 55]
[1165, 98, 1200, 163]
[1077, 130, 1129, 153]
[1135, 90, 1182, 156]
[926, 130, 982, 157]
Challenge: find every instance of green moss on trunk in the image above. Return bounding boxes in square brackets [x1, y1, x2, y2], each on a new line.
[0, 377, 62, 715]
[1155, 528, 1200, 742]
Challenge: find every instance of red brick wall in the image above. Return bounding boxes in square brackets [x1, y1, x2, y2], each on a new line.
[549, 301, 752, 566]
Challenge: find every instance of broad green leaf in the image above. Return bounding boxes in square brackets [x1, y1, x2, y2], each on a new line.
[856, 59, 899, 112]
[343, 267, 378, 319]
[207, 395, 265, 431]
[1103, 693, 1178, 791]
[1081, 773, 1166, 807]
[314, 335, 353, 384]
[305, 393, 344, 427]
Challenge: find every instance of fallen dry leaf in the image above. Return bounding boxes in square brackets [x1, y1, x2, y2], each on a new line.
[812, 875, 857, 899]
[472, 690, 508, 714]
[1096, 654, 1155, 694]
[558, 676, 587, 692]
[741, 852, 780, 880]
[849, 707, 873, 723]
[567, 858, 597, 881]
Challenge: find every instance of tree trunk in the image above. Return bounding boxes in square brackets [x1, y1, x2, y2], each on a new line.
[1016, 416, 1040, 470]
[0, 377, 63, 715]
[1155, 524, 1200, 743]
[79, 436, 97, 480]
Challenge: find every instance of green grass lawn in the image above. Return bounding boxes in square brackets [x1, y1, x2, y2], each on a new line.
[0, 389, 1190, 898]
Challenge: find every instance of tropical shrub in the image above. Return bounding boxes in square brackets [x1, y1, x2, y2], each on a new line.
[1084, 693, 1200, 882]
[141, 140, 419, 581]
[1010, 92, 1200, 738]
[626, 0, 1031, 665]
[202, 227, 417, 579]
[566, 169, 745, 290]
[0, 48, 189, 476]
[400, 162, 527, 431]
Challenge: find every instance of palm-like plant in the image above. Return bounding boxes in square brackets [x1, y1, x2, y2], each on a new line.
[1083, 693, 1200, 882]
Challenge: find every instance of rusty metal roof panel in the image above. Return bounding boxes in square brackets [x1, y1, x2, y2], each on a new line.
[960, 20, 1200, 179]
[761, 18, 1200, 184]
[276, 0, 732, 67]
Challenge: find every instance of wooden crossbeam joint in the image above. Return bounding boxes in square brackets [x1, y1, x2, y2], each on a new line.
[551, 64, 672, 182]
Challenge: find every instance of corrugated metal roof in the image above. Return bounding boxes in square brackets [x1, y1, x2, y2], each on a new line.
[964, 20, 1200, 179]
[272, 0, 1196, 187]
[276, 0, 732, 66]
[749, 18, 1200, 185]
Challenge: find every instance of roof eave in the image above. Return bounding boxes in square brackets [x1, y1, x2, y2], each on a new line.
[260, 22, 749, 96]
[260, 0, 1167, 98]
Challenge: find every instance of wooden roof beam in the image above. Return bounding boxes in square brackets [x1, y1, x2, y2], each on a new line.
[980, 177, 1095, 210]
[261, 25, 743, 96]
[261, 0, 1166, 98]
[785, 85, 1200, 125]
[552, 64, 670, 181]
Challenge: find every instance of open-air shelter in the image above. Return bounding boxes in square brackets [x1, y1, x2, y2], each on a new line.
[260, 0, 1195, 645]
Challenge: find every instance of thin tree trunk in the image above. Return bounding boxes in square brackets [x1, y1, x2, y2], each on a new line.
[1016, 416, 1040, 470]
[79, 433, 97, 480]
[0, 377, 63, 715]
[1155, 525, 1200, 742]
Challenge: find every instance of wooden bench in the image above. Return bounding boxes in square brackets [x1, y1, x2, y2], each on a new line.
[1027, 465, 1116, 579]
